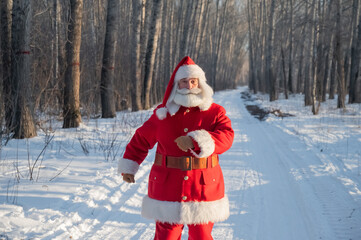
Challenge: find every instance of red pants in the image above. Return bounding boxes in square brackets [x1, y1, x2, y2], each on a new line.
[154, 221, 214, 240]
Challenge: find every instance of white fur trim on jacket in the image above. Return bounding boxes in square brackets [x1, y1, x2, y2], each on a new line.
[141, 195, 230, 224]
[187, 129, 215, 158]
[117, 158, 139, 175]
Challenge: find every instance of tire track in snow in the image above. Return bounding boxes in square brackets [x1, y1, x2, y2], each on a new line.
[215, 89, 361, 240]
[253, 107, 361, 240]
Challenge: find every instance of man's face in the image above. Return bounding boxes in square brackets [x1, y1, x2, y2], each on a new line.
[178, 78, 199, 89]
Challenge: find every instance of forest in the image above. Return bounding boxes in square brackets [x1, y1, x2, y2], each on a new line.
[0, 0, 247, 139]
[247, 0, 361, 114]
[1, 0, 361, 139]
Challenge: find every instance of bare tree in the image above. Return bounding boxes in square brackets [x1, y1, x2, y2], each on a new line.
[143, 0, 163, 109]
[287, 0, 294, 94]
[63, 0, 83, 128]
[349, 0, 361, 103]
[304, 0, 315, 107]
[100, 0, 119, 118]
[312, 0, 322, 115]
[1, 0, 13, 131]
[130, 0, 142, 111]
[0, 0, 247, 130]
[11, 0, 37, 138]
[179, 1, 193, 58]
[354, 12, 361, 103]
[335, 0, 346, 109]
[266, 0, 276, 101]
[247, 0, 257, 93]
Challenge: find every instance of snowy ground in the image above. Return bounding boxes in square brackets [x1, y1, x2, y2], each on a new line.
[1, 87, 361, 240]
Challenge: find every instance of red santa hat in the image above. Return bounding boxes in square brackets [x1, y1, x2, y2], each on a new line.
[156, 56, 214, 120]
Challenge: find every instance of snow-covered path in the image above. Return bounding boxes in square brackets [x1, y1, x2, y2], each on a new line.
[216, 90, 361, 240]
[1, 88, 361, 239]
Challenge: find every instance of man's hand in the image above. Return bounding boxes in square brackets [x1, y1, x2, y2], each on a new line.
[175, 136, 194, 152]
[123, 173, 135, 183]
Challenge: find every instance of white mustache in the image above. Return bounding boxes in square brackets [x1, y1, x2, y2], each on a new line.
[176, 88, 202, 95]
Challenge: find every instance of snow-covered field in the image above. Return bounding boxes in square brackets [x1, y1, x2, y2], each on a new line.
[1, 87, 361, 239]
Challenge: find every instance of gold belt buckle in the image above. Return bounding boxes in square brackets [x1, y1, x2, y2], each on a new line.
[182, 156, 193, 171]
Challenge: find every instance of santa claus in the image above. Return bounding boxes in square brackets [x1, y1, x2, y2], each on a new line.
[118, 56, 234, 239]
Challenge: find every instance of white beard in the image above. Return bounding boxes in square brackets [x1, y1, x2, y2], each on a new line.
[173, 88, 204, 107]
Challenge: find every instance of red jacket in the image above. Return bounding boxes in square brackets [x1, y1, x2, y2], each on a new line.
[119, 103, 234, 224]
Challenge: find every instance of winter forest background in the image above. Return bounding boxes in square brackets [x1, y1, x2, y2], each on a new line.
[1, 1, 361, 239]
[0, 0, 361, 137]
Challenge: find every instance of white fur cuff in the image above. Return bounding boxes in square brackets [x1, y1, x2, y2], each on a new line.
[117, 158, 139, 175]
[141, 195, 230, 225]
[187, 130, 215, 158]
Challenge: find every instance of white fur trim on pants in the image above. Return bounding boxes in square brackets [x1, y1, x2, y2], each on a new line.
[187, 129, 215, 158]
[141, 195, 230, 225]
[118, 158, 139, 175]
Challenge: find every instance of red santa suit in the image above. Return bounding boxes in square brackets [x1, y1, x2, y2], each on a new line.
[118, 56, 234, 238]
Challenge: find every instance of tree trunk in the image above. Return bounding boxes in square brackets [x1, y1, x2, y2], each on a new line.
[55, 0, 67, 112]
[196, 0, 210, 61]
[312, 1, 321, 115]
[193, 0, 205, 60]
[304, 1, 314, 106]
[281, 47, 288, 99]
[247, 0, 257, 93]
[213, 0, 228, 91]
[100, 0, 119, 118]
[349, 0, 361, 103]
[259, 0, 267, 93]
[267, 0, 276, 101]
[160, 0, 171, 98]
[131, 0, 142, 111]
[1, 0, 13, 132]
[354, 17, 361, 103]
[11, 0, 37, 138]
[296, 22, 306, 93]
[287, 0, 294, 94]
[63, 0, 83, 128]
[322, 0, 334, 102]
[329, 47, 337, 99]
[143, 0, 162, 109]
[179, 1, 193, 57]
[335, 0, 346, 109]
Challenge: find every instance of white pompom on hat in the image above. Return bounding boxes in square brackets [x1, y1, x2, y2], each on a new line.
[156, 56, 213, 120]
